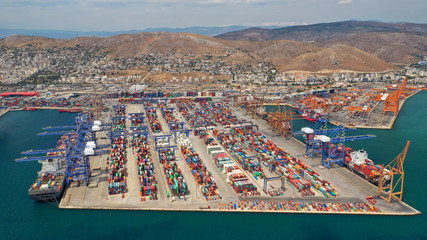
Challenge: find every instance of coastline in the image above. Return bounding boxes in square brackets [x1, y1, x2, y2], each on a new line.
[59, 203, 421, 216]
[0, 109, 9, 118]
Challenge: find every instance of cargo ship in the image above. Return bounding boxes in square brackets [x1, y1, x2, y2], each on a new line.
[28, 161, 66, 201]
[344, 148, 388, 185]
[59, 108, 83, 113]
[28, 137, 68, 201]
[295, 106, 321, 122]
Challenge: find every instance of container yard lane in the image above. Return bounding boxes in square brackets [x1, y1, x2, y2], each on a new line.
[125, 104, 142, 201]
[187, 132, 240, 203]
[155, 104, 202, 202]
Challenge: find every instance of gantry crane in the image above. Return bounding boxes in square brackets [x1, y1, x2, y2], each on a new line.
[297, 120, 375, 168]
[318, 133, 376, 168]
[384, 77, 407, 115]
[233, 85, 243, 108]
[16, 114, 95, 186]
[377, 141, 410, 203]
[267, 101, 304, 139]
[91, 94, 104, 120]
[244, 92, 266, 120]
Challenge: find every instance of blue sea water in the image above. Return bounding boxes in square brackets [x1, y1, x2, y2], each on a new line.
[0, 93, 426, 240]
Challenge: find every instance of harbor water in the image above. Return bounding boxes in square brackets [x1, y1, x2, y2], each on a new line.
[0, 92, 426, 239]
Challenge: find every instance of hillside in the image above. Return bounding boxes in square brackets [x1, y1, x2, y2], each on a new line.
[318, 33, 427, 65]
[216, 21, 427, 42]
[279, 44, 398, 73]
[216, 21, 427, 64]
[0, 25, 285, 39]
[0, 31, 401, 76]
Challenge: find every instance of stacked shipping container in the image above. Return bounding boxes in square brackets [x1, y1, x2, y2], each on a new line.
[134, 135, 157, 200]
[180, 145, 220, 200]
[159, 149, 188, 198]
[108, 137, 127, 195]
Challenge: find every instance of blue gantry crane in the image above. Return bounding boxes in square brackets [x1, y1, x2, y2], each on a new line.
[129, 113, 148, 134]
[16, 113, 94, 186]
[318, 134, 376, 168]
[155, 135, 172, 147]
[297, 119, 375, 168]
[155, 146, 177, 161]
[172, 129, 191, 138]
[16, 154, 64, 162]
[298, 125, 356, 158]
[64, 133, 91, 185]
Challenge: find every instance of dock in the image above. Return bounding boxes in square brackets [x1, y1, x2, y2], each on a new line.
[58, 99, 420, 215]
[263, 88, 421, 130]
[0, 109, 9, 118]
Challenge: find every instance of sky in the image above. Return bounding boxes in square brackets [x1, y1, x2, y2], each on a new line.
[0, 0, 425, 31]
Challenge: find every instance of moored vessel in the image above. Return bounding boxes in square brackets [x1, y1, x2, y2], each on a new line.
[344, 149, 389, 184]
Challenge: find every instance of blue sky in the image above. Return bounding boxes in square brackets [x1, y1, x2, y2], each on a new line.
[0, 0, 425, 31]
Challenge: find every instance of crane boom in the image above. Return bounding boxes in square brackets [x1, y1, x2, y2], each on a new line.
[384, 77, 407, 115]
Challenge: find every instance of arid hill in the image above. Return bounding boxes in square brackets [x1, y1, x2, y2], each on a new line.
[279, 44, 399, 73]
[317, 33, 427, 65]
[216, 21, 427, 65]
[0, 31, 400, 73]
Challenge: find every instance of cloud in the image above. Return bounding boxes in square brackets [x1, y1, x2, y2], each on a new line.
[93, 0, 284, 6]
[1, 0, 284, 8]
[337, 0, 352, 4]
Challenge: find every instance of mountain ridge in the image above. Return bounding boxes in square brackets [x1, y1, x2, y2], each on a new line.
[215, 21, 427, 64]
[0, 25, 284, 39]
[0, 31, 398, 73]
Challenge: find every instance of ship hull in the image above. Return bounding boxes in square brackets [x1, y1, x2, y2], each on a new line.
[344, 163, 378, 185]
[295, 108, 318, 122]
[28, 176, 66, 201]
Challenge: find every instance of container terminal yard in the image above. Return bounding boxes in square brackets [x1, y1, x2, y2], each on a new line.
[9, 85, 422, 215]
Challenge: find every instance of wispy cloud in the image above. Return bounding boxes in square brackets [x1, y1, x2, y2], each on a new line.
[337, 0, 352, 4]
[1, 0, 284, 8]
[93, 0, 285, 7]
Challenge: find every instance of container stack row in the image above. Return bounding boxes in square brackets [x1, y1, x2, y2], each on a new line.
[133, 134, 157, 200]
[176, 101, 216, 129]
[114, 105, 126, 117]
[0, 96, 91, 109]
[232, 126, 314, 196]
[180, 145, 220, 201]
[161, 108, 179, 131]
[218, 200, 379, 213]
[212, 129, 264, 179]
[130, 113, 145, 132]
[176, 101, 195, 124]
[200, 101, 241, 126]
[108, 136, 127, 195]
[158, 101, 167, 109]
[146, 108, 162, 132]
[214, 152, 259, 196]
[159, 149, 188, 198]
[107, 91, 222, 99]
[113, 117, 125, 131]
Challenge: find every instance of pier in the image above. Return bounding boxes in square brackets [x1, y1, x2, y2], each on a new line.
[57, 98, 420, 215]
